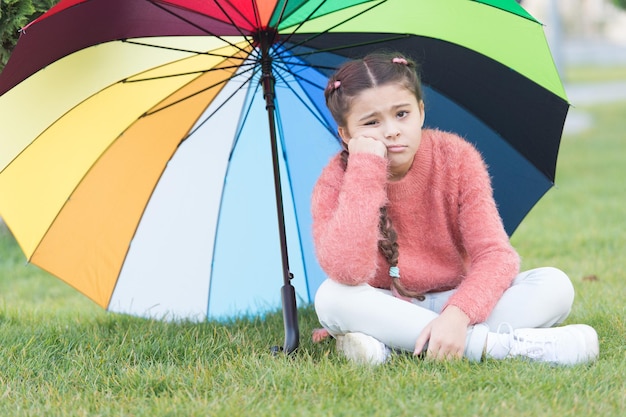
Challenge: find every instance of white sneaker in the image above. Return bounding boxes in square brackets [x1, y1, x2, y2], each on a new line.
[335, 332, 390, 365]
[505, 324, 599, 365]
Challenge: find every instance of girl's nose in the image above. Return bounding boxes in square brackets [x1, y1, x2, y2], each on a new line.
[384, 128, 400, 139]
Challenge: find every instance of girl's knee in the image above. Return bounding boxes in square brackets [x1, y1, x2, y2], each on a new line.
[541, 267, 575, 302]
[542, 267, 575, 325]
[313, 279, 363, 327]
[523, 267, 575, 314]
[313, 279, 335, 320]
[519, 266, 573, 290]
[314, 279, 394, 334]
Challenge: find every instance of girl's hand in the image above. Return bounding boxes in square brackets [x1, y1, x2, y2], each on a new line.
[413, 305, 470, 360]
[312, 328, 331, 343]
[346, 135, 387, 158]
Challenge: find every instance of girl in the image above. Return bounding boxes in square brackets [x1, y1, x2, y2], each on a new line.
[311, 52, 598, 365]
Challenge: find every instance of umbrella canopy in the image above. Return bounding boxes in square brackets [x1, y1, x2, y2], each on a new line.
[0, 0, 567, 351]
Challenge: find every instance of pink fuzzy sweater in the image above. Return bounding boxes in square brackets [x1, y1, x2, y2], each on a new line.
[311, 129, 520, 324]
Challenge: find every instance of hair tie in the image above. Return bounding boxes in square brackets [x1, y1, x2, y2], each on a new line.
[392, 57, 408, 65]
[389, 266, 400, 278]
[326, 80, 341, 94]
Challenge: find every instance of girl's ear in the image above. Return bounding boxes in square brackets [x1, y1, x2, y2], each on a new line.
[338, 126, 350, 145]
[419, 100, 425, 127]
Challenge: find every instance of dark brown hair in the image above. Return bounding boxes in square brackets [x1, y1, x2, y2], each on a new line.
[329, 52, 425, 300]
[325, 52, 423, 126]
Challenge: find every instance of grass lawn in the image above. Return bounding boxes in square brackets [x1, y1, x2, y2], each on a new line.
[565, 65, 626, 83]
[1, 81, 625, 416]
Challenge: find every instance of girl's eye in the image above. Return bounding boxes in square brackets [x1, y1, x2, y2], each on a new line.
[363, 120, 377, 126]
[397, 110, 408, 118]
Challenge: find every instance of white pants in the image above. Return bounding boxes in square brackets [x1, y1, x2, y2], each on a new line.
[314, 267, 575, 361]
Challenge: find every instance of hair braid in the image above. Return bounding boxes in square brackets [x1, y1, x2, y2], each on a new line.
[378, 207, 425, 301]
[340, 150, 424, 301]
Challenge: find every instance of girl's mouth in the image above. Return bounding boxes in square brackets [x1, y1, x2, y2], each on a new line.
[386, 145, 406, 153]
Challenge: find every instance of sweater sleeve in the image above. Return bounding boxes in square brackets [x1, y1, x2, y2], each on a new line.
[311, 153, 389, 285]
[443, 142, 521, 324]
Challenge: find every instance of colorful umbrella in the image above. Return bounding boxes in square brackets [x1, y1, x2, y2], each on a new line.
[0, 0, 567, 353]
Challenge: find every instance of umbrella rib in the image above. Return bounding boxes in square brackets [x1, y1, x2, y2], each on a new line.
[249, 0, 263, 29]
[273, 59, 328, 92]
[148, 0, 255, 57]
[277, 0, 388, 54]
[227, 75, 264, 158]
[273, 59, 336, 72]
[122, 63, 256, 83]
[212, 0, 257, 47]
[142, 65, 258, 116]
[203, 78, 264, 316]
[123, 39, 249, 60]
[274, 0, 331, 50]
[270, 0, 289, 28]
[182, 67, 260, 144]
[272, 63, 337, 136]
[288, 34, 412, 59]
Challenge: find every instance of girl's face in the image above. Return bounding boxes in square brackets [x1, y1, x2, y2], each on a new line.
[338, 83, 425, 181]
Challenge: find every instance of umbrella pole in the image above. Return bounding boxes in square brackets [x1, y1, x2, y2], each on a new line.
[258, 30, 299, 355]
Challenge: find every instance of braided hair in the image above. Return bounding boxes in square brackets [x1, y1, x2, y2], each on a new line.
[329, 55, 425, 300]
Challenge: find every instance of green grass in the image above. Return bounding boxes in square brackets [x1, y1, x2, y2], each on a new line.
[1, 88, 625, 416]
[565, 65, 626, 83]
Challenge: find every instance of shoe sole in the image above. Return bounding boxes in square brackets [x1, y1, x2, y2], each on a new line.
[336, 332, 389, 365]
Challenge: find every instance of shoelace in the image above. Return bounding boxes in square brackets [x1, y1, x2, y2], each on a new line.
[497, 322, 558, 362]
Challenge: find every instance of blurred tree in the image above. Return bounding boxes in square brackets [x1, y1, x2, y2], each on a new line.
[0, 0, 35, 69]
[0, 0, 59, 70]
[613, 0, 626, 9]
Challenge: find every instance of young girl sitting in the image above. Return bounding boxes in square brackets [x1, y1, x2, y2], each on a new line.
[311, 52, 598, 365]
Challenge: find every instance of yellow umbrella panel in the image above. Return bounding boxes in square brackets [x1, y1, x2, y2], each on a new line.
[0, 40, 250, 308]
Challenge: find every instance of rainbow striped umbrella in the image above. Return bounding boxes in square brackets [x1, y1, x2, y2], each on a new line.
[0, 0, 567, 352]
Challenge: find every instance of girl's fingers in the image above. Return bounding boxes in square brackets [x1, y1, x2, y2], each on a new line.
[347, 136, 387, 157]
[311, 328, 331, 343]
[413, 325, 431, 355]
